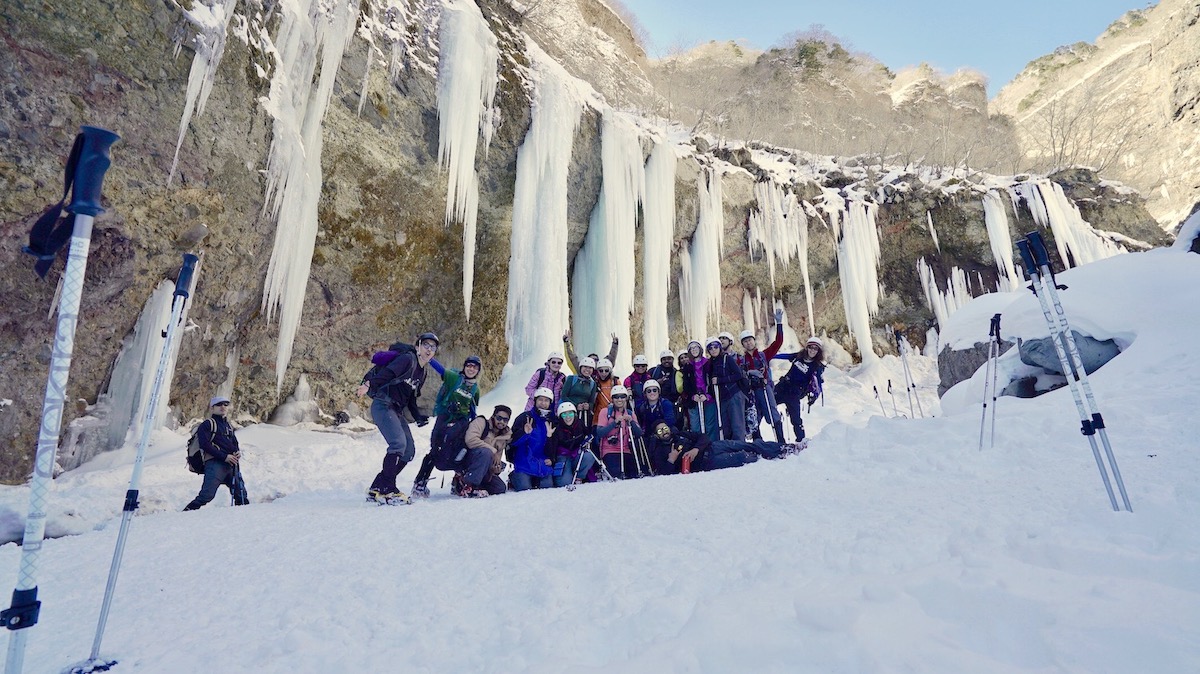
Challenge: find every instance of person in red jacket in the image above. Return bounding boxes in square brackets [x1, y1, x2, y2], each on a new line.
[737, 309, 787, 441]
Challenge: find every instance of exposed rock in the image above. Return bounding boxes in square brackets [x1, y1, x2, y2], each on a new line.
[1019, 332, 1121, 377]
[938, 339, 1015, 396]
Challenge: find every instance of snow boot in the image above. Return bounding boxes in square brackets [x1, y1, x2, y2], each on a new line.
[411, 480, 431, 499]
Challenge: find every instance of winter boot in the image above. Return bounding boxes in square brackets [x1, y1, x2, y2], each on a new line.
[411, 480, 431, 499]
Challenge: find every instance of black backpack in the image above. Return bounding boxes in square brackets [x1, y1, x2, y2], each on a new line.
[364, 344, 417, 399]
[185, 419, 216, 474]
[434, 415, 488, 470]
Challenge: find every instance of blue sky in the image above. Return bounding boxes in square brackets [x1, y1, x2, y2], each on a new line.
[619, 0, 1154, 97]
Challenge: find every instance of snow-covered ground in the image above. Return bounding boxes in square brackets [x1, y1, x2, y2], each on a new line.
[1, 248, 1198, 673]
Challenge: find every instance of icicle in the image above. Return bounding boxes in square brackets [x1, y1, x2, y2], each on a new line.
[982, 191, 1021, 292]
[260, 0, 358, 394]
[169, 0, 239, 185]
[927, 211, 941, 252]
[104, 281, 175, 450]
[678, 166, 724, 341]
[741, 289, 755, 337]
[642, 140, 677, 358]
[917, 257, 973, 327]
[571, 112, 646, 373]
[1010, 179, 1125, 268]
[505, 51, 584, 368]
[356, 48, 374, 116]
[436, 0, 499, 320]
[798, 200, 815, 334]
[828, 197, 881, 363]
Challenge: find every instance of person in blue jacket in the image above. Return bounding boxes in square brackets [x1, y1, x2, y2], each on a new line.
[509, 387, 556, 491]
[772, 336, 826, 441]
[184, 396, 249, 510]
[703, 337, 748, 441]
[634, 379, 677, 433]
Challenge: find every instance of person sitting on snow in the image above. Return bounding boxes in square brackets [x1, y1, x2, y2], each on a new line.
[645, 421, 797, 476]
[183, 396, 249, 511]
[411, 354, 481, 498]
[510, 388, 557, 491]
[546, 402, 595, 487]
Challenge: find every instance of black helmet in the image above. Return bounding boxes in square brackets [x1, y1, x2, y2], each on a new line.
[464, 355, 482, 368]
[416, 332, 440, 346]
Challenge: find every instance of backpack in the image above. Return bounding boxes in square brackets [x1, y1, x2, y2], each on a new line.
[435, 415, 487, 471]
[186, 419, 216, 474]
[534, 367, 563, 391]
[364, 345, 416, 399]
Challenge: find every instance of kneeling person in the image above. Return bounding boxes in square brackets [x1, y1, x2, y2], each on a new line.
[436, 406, 512, 498]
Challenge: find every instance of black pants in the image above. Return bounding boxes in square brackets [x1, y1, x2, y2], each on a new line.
[369, 454, 408, 493]
[781, 399, 806, 441]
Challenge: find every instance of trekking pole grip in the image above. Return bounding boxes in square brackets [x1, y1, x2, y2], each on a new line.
[174, 253, 200, 297]
[68, 126, 120, 216]
[1015, 239, 1036, 278]
[1026, 231, 1052, 268]
[990, 313, 1001, 339]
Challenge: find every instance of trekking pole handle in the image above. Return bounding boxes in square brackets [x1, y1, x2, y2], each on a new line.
[174, 253, 199, 298]
[1015, 239, 1037, 279]
[990, 314, 1002, 340]
[68, 126, 121, 216]
[893, 329, 903, 351]
[1026, 231, 1052, 268]
[887, 379, 892, 393]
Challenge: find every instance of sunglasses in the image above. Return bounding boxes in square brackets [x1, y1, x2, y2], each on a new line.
[597, 368, 611, 373]
[806, 345, 820, 350]
[561, 412, 576, 418]
[549, 359, 563, 365]
[494, 416, 510, 424]
[214, 402, 231, 407]
[611, 394, 628, 399]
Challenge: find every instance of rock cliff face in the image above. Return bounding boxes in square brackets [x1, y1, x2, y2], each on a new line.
[0, 0, 1167, 482]
[992, 0, 1200, 229]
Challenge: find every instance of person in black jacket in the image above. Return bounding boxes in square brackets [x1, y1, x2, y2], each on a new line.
[366, 332, 437, 504]
[703, 338, 748, 442]
[645, 421, 796, 476]
[184, 396, 249, 510]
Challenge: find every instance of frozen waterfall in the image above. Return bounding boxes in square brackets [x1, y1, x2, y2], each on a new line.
[982, 191, 1021, 292]
[169, 0, 239, 185]
[259, 0, 357, 394]
[505, 53, 583, 368]
[1009, 180, 1125, 268]
[827, 196, 881, 363]
[570, 112, 645, 373]
[678, 166, 724, 341]
[436, 0, 499, 321]
[641, 141, 677, 359]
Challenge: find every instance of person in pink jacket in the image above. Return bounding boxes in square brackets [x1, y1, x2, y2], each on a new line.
[523, 351, 566, 411]
[593, 385, 644, 479]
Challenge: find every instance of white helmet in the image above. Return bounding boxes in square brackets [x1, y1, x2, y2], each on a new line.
[597, 358, 613, 370]
[610, 384, 629, 397]
[579, 356, 597, 369]
[718, 331, 735, 342]
[633, 354, 648, 366]
[677, 349, 689, 359]
[557, 401, 577, 416]
[534, 387, 554, 400]
[739, 329, 755, 341]
[642, 379, 661, 392]
[547, 351, 564, 362]
[807, 336, 823, 347]
[659, 349, 674, 360]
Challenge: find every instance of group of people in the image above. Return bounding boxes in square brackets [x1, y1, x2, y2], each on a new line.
[183, 319, 828, 509]
[354, 311, 827, 504]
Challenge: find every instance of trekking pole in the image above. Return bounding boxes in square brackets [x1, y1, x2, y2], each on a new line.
[3, 126, 119, 674]
[887, 380, 900, 417]
[978, 313, 1002, 450]
[582, 437, 615, 482]
[625, 421, 643, 478]
[696, 397, 706, 435]
[1019, 234, 1131, 511]
[636, 436, 655, 476]
[978, 336, 995, 451]
[873, 386, 888, 417]
[713, 384, 724, 439]
[989, 314, 1002, 448]
[894, 329, 924, 418]
[68, 254, 199, 674]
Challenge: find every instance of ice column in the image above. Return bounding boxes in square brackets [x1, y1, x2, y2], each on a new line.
[505, 56, 584, 368]
[169, 0, 239, 184]
[678, 166, 724, 341]
[927, 211, 941, 252]
[437, 0, 499, 320]
[1010, 180, 1124, 268]
[830, 199, 881, 363]
[571, 112, 645, 373]
[260, 0, 358, 393]
[642, 141, 677, 358]
[917, 257, 973, 327]
[982, 191, 1020, 291]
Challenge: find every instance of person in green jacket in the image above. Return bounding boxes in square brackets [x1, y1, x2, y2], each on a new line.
[560, 356, 600, 426]
[412, 355, 481, 498]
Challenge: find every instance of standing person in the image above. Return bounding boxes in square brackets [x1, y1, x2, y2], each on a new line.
[184, 396, 249, 511]
[523, 351, 567, 411]
[624, 354, 653, 403]
[737, 310, 787, 441]
[411, 355, 481, 498]
[674, 349, 692, 430]
[365, 333, 437, 505]
[634, 379, 677, 433]
[562, 329, 618, 373]
[547, 402, 596, 487]
[510, 388, 556, 491]
[773, 337, 826, 442]
[593, 358, 621, 413]
[704, 337, 749, 442]
[682, 340, 718, 441]
[648, 350, 680, 408]
[560, 357, 599, 425]
[594, 385, 643, 479]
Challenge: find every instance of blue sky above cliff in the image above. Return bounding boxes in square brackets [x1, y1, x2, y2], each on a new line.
[620, 0, 1155, 97]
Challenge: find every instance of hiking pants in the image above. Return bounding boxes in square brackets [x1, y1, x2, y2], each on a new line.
[185, 459, 248, 510]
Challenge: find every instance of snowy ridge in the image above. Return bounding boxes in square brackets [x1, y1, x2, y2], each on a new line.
[259, 0, 358, 394]
[570, 111, 646, 373]
[436, 0, 499, 321]
[504, 46, 584, 368]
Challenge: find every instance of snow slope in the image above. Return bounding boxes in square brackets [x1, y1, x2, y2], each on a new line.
[1, 250, 1198, 673]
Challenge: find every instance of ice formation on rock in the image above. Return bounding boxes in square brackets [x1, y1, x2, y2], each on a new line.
[826, 197, 881, 363]
[169, 0, 239, 184]
[679, 166, 725, 341]
[641, 141, 677, 358]
[982, 191, 1021, 292]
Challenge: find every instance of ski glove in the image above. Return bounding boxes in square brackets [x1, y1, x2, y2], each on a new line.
[807, 394, 817, 406]
[415, 415, 430, 427]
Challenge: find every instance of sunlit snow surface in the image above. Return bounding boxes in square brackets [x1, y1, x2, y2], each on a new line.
[3, 249, 1198, 673]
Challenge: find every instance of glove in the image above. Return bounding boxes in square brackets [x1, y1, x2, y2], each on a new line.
[807, 394, 817, 406]
[416, 416, 430, 427]
[774, 308, 784, 323]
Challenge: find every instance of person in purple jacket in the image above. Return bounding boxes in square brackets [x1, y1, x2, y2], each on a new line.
[523, 351, 567, 411]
